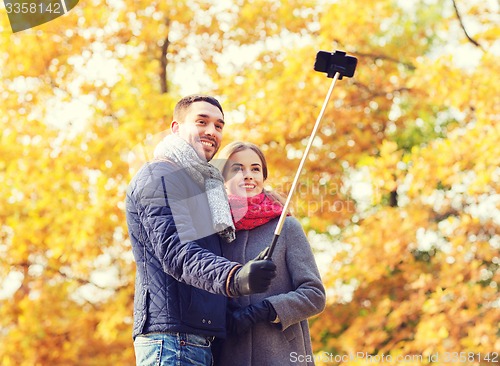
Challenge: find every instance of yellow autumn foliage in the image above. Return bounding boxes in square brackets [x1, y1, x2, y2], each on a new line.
[1, 0, 498, 364]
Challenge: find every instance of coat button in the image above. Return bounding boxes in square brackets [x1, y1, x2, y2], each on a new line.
[202, 319, 206, 323]
[208, 320, 212, 324]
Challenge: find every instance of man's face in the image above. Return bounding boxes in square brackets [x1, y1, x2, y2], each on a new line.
[171, 101, 224, 161]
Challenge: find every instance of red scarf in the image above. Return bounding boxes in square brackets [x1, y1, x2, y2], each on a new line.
[228, 192, 287, 231]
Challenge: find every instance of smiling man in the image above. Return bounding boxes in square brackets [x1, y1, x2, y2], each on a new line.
[171, 95, 225, 161]
[125, 95, 277, 366]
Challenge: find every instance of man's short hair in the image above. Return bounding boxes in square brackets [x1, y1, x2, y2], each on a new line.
[173, 95, 224, 122]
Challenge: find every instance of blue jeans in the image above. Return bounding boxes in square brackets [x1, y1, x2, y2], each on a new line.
[134, 332, 214, 366]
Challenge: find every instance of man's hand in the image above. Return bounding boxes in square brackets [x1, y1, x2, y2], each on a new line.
[229, 247, 276, 296]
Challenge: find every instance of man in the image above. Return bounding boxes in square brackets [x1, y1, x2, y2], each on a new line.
[126, 95, 277, 365]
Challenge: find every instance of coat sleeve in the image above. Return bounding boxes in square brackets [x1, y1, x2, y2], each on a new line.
[266, 217, 326, 331]
[134, 162, 238, 295]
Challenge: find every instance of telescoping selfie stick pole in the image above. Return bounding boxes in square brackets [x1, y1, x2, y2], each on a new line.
[265, 50, 358, 260]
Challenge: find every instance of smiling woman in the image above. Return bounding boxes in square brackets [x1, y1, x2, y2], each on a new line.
[212, 141, 326, 366]
[223, 149, 265, 198]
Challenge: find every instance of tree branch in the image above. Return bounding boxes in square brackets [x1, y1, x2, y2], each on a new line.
[354, 51, 416, 71]
[351, 83, 412, 104]
[159, 18, 170, 94]
[331, 38, 416, 70]
[451, 0, 485, 51]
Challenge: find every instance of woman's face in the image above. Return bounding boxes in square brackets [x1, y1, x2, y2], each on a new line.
[223, 149, 265, 197]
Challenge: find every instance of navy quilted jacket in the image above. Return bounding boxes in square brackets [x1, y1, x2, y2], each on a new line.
[126, 161, 239, 339]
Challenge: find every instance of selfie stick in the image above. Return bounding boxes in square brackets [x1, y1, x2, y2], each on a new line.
[265, 50, 357, 260]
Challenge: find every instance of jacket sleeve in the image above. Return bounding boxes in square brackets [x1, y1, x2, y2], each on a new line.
[266, 217, 326, 331]
[135, 162, 238, 295]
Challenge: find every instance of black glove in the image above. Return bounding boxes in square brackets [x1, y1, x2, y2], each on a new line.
[227, 300, 277, 336]
[229, 247, 277, 296]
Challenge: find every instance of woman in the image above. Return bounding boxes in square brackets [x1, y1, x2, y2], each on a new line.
[213, 141, 326, 366]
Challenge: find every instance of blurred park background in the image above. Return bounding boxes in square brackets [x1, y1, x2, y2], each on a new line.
[0, 0, 499, 364]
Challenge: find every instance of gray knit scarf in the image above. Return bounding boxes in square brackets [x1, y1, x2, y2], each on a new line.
[154, 134, 236, 243]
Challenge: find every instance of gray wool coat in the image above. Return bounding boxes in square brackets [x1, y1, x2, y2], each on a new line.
[216, 216, 326, 366]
